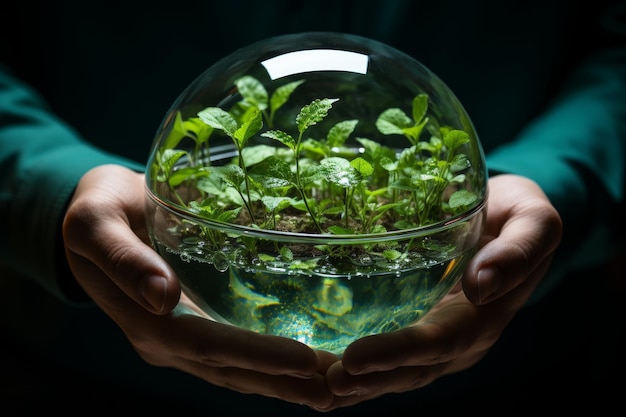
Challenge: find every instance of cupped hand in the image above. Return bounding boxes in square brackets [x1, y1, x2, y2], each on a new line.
[62, 164, 335, 408]
[320, 174, 563, 410]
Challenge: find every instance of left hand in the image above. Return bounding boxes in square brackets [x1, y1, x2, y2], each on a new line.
[317, 174, 563, 410]
[62, 165, 334, 408]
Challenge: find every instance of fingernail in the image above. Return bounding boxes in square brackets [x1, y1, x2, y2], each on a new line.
[142, 275, 168, 313]
[477, 267, 499, 304]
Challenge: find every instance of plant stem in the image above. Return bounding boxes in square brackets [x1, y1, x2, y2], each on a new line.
[294, 131, 322, 233]
[236, 142, 256, 224]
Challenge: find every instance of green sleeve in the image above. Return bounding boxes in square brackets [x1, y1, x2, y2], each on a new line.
[486, 47, 626, 299]
[0, 66, 145, 303]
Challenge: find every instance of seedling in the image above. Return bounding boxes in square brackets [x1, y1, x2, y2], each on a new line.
[152, 75, 478, 258]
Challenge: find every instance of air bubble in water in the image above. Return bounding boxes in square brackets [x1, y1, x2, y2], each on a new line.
[213, 252, 230, 272]
[356, 254, 374, 266]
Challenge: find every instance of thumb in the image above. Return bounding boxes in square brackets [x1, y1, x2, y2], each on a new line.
[63, 164, 180, 314]
[462, 175, 562, 305]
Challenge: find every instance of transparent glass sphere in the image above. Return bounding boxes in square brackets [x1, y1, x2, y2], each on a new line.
[145, 32, 488, 355]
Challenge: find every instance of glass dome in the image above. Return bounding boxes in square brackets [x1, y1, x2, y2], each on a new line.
[145, 32, 488, 355]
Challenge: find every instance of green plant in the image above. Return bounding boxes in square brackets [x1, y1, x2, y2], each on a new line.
[152, 75, 479, 257]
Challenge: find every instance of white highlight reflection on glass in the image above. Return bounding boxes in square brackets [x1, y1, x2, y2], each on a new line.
[261, 49, 369, 80]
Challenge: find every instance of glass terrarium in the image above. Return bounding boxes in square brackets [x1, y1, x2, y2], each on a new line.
[145, 32, 488, 355]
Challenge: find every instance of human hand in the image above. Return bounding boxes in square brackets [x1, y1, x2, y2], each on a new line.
[319, 174, 563, 410]
[62, 164, 335, 408]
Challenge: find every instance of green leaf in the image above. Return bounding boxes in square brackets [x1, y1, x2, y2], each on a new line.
[241, 144, 288, 166]
[394, 220, 417, 230]
[162, 111, 187, 150]
[198, 107, 238, 137]
[402, 117, 428, 142]
[417, 136, 441, 154]
[449, 174, 466, 184]
[450, 154, 471, 173]
[261, 196, 295, 212]
[270, 79, 305, 114]
[320, 204, 344, 215]
[356, 137, 382, 157]
[288, 258, 319, 270]
[397, 145, 418, 168]
[448, 189, 478, 209]
[161, 114, 212, 152]
[249, 155, 296, 186]
[188, 200, 212, 216]
[156, 149, 187, 182]
[383, 249, 402, 261]
[194, 174, 222, 195]
[207, 164, 246, 188]
[412, 94, 429, 124]
[185, 117, 214, 145]
[327, 225, 355, 235]
[327, 119, 358, 147]
[252, 174, 291, 189]
[300, 164, 327, 185]
[375, 202, 403, 213]
[235, 75, 268, 111]
[379, 156, 398, 171]
[443, 129, 470, 151]
[319, 157, 361, 187]
[258, 253, 276, 262]
[290, 198, 309, 212]
[168, 166, 208, 187]
[190, 203, 240, 224]
[369, 224, 388, 234]
[375, 108, 412, 135]
[412, 173, 446, 185]
[300, 138, 329, 158]
[233, 109, 263, 145]
[350, 157, 373, 177]
[216, 207, 242, 223]
[365, 187, 388, 198]
[296, 98, 339, 134]
[261, 129, 296, 151]
[279, 246, 294, 261]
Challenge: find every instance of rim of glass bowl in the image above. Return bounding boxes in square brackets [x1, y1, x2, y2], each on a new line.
[145, 184, 488, 245]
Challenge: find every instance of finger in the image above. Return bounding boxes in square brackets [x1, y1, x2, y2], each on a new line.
[463, 175, 562, 304]
[178, 361, 333, 408]
[337, 249, 551, 379]
[339, 291, 478, 374]
[129, 313, 331, 405]
[68, 252, 321, 377]
[144, 314, 319, 374]
[324, 296, 494, 403]
[195, 367, 333, 409]
[63, 165, 180, 314]
[325, 359, 450, 402]
[67, 255, 333, 407]
[314, 349, 342, 375]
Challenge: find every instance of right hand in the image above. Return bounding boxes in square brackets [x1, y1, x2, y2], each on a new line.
[320, 174, 563, 410]
[62, 164, 336, 408]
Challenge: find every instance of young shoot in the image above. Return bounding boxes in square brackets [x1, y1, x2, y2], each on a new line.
[153, 75, 479, 253]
